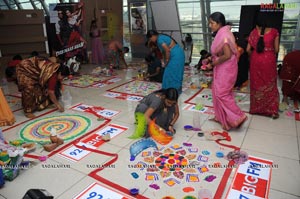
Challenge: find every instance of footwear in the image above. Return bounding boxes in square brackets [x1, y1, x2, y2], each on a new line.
[56, 137, 64, 145]
[50, 135, 64, 145]
[271, 114, 279, 119]
[43, 143, 59, 152]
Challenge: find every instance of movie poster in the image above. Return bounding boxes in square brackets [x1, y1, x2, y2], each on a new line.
[48, 2, 86, 62]
[130, 3, 147, 34]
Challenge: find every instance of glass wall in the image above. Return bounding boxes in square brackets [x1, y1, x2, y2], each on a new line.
[1, 0, 299, 61]
[177, 1, 203, 57]
[279, 0, 299, 60]
[177, 0, 277, 60]
[177, 0, 299, 61]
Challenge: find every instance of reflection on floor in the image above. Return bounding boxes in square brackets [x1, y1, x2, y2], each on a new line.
[0, 62, 299, 199]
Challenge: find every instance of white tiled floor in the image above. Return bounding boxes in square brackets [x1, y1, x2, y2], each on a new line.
[0, 62, 300, 199]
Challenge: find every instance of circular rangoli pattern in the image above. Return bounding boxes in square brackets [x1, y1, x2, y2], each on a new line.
[155, 153, 189, 171]
[20, 114, 91, 143]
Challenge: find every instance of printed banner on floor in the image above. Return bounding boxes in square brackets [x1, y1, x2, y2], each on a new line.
[74, 182, 135, 199]
[92, 77, 122, 88]
[225, 156, 273, 199]
[58, 141, 96, 162]
[71, 103, 120, 119]
[58, 124, 128, 162]
[183, 104, 214, 115]
[104, 92, 143, 102]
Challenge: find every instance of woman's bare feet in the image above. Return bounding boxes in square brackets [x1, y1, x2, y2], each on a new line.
[25, 113, 36, 118]
[209, 117, 219, 123]
[237, 115, 248, 128]
[47, 104, 56, 109]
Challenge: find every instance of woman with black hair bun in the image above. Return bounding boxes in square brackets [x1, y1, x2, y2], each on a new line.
[146, 30, 185, 94]
[135, 88, 179, 137]
[246, 12, 280, 119]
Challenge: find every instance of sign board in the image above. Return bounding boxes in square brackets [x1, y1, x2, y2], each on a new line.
[225, 156, 273, 199]
[73, 182, 135, 199]
[58, 124, 128, 162]
[71, 103, 120, 119]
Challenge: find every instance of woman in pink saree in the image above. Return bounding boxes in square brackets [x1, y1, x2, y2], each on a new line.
[205, 12, 247, 130]
[246, 14, 279, 118]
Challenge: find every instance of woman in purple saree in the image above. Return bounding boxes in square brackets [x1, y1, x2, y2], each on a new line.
[205, 12, 247, 130]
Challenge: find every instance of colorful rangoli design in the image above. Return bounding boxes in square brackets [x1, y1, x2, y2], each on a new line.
[155, 153, 189, 171]
[131, 143, 219, 187]
[20, 114, 91, 143]
[63, 74, 103, 88]
[107, 80, 161, 97]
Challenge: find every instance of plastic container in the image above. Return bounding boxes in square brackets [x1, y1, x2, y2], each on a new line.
[193, 111, 202, 131]
[198, 188, 212, 199]
[61, 90, 72, 108]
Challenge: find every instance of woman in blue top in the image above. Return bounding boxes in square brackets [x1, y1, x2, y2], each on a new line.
[147, 30, 185, 94]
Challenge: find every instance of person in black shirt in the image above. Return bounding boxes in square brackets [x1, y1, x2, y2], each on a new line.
[144, 54, 164, 83]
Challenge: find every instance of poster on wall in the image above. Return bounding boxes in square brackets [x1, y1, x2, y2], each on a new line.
[130, 2, 147, 34]
[48, 2, 86, 65]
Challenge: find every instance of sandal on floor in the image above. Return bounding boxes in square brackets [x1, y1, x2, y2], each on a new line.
[43, 143, 59, 152]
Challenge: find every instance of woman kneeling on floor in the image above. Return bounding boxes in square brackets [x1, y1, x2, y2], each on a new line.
[135, 88, 179, 137]
[16, 57, 70, 118]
